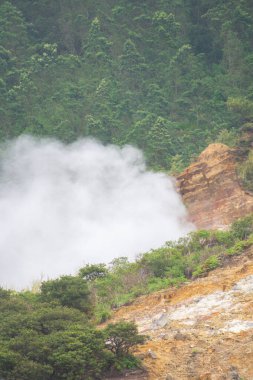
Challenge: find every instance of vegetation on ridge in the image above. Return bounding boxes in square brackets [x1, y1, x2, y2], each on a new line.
[88, 213, 253, 321]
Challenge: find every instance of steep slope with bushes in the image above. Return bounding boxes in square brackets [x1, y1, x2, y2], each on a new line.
[108, 246, 253, 379]
[1, 214, 253, 378]
[105, 227, 253, 379]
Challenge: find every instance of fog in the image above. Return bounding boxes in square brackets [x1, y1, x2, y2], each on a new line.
[0, 136, 193, 289]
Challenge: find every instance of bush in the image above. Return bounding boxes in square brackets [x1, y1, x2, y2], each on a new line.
[40, 276, 92, 314]
[230, 214, 253, 240]
[213, 230, 235, 247]
[203, 255, 219, 270]
[105, 321, 146, 357]
[78, 264, 108, 281]
[113, 355, 140, 372]
[215, 129, 238, 147]
[192, 265, 204, 277]
[226, 234, 253, 256]
[237, 151, 253, 192]
[192, 255, 219, 277]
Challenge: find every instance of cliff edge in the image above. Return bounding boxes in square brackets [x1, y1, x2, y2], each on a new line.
[177, 143, 253, 230]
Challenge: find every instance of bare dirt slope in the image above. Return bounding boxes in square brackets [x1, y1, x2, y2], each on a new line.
[177, 143, 253, 230]
[107, 248, 253, 379]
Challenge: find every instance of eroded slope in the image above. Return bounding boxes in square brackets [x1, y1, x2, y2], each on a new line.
[108, 248, 253, 379]
[177, 143, 253, 230]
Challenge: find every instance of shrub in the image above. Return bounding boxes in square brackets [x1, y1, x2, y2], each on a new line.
[78, 264, 108, 281]
[192, 265, 204, 277]
[226, 234, 253, 256]
[203, 255, 219, 270]
[104, 322, 146, 357]
[215, 128, 238, 147]
[192, 255, 219, 277]
[237, 151, 253, 192]
[230, 214, 253, 240]
[40, 276, 92, 314]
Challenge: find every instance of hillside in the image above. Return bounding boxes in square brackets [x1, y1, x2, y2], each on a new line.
[1, 0, 253, 170]
[177, 143, 253, 229]
[106, 246, 253, 379]
[1, 153, 253, 379]
[1, 1, 253, 379]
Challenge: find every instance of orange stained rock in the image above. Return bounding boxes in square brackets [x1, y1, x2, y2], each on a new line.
[106, 248, 253, 379]
[177, 143, 253, 230]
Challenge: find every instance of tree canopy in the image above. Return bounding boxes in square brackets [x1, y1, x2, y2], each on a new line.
[1, 0, 253, 169]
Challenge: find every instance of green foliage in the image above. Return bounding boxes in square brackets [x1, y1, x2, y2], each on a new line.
[0, 1, 28, 56]
[193, 255, 219, 277]
[146, 117, 173, 169]
[78, 263, 108, 282]
[120, 39, 145, 74]
[40, 275, 92, 313]
[1, 0, 253, 168]
[112, 355, 140, 372]
[237, 150, 253, 192]
[0, 288, 11, 300]
[215, 129, 238, 147]
[0, 292, 143, 379]
[203, 255, 219, 271]
[90, 214, 253, 313]
[83, 17, 112, 64]
[226, 234, 253, 256]
[227, 97, 253, 120]
[105, 321, 146, 356]
[169, 154, 185, 175]
[230, 213, 253, 240]
[46, 327, 111, 380]
[1, 214, 253, 378]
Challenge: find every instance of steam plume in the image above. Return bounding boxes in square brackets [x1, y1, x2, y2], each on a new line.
[0, 136, 193, 289]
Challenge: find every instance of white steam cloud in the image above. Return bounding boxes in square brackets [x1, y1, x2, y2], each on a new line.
[0, 136, 193, 289]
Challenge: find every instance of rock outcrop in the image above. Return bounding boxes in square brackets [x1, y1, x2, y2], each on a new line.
[107, 247, 253, 380]
[177, 143, 253, 230]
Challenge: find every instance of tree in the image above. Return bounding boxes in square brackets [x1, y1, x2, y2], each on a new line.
[84, 114, 107, 141]
[152, 11, 180, 46]
[104, 321, 145, 356]
[0, 1, 28, 57]
[227, 97, 253, 121]
[230, 213, 253, 240]
[40, 276, 92, 314]
[146, 117, 172, 169]
[78, 264, 108, 282]
[83, 17, 112, 64]
[237, 150, 253, 192]
[169, 154, 185, 175]
[125, 113, 156, 150]
[47, 327, 111, 380]
[0, 287, 11, 300]
[120, 39, 145, 73]
[215, 128, 238, 147]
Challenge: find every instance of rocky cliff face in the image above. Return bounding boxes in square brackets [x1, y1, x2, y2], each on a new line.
[104, 144, 253, 379]
[177, 143, 253, 230]
[108, 247, 253, 380]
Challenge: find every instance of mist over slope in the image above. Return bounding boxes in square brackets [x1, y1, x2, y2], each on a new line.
[0, 136, 192, 289]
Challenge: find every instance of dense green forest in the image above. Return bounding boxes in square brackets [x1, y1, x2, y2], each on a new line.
[1, 0, 253, 169]
[1, 214, 253, 379]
